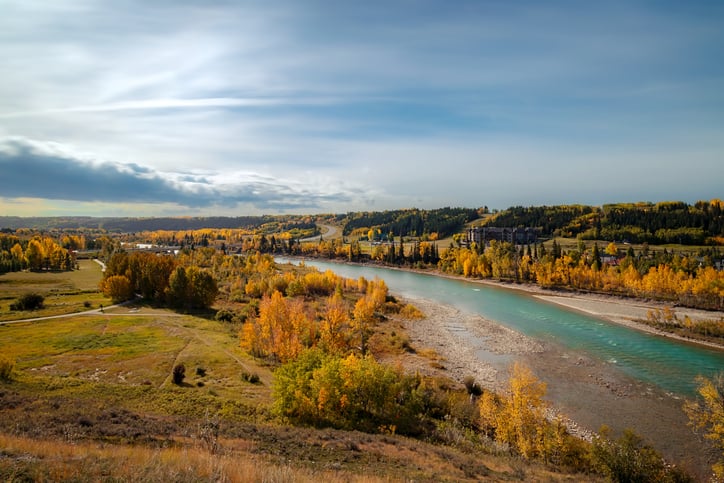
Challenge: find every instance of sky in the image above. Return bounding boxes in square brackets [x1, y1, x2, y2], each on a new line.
[1, 0, 723, 217]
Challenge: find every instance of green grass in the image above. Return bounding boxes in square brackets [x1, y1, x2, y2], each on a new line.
[0, 310, 273, 415]
[0, 259, 112, 321]
[0, 297, 609, 481]
[0, 259, 103, 293]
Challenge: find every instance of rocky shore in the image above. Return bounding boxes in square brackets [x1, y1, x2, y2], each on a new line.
[400, 294, 722, 480]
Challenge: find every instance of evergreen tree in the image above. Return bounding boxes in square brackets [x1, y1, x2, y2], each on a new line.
[592, 243, 602, 271]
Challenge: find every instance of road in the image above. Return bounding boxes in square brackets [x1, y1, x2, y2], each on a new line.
[299, 223, 340, 242]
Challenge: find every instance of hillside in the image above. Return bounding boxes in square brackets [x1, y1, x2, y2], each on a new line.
[481, 200, 724, 244]
[0, 260, 610, 482]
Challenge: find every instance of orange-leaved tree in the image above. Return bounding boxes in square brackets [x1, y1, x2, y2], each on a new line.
[241, 290, 314, 362]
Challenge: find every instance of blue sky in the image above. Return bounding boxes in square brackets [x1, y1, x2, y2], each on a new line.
[1, 0, 722, 216]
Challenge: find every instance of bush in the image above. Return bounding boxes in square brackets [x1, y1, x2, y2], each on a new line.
[215, 308, 235, 322]
[463, 376, 483, 396]
[0, 355, 15, 381]
[10, 293, 44, 311]
[592, 427, 692, 482]
[172, 364, 186, 385]
[241, 371, 260, 384]
[272, 348, 425, 434]
[400, 303, 425, 319]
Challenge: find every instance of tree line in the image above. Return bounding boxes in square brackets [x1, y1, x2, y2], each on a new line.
[0, 234, 75, 273]
[484, 199, 724, 245]
[100, 250, 218, 309]
[342, 207, 479, 239]
[439, 240, 724, 312]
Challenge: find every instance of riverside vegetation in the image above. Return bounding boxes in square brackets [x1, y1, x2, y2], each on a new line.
[1, 202, 723, 480]
[0, 245, 719, 481]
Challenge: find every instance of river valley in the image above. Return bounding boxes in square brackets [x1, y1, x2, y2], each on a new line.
[279, 258, 724, 478]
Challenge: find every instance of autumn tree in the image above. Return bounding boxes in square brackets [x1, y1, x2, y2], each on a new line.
[241, 290, 314, 362]
[100, 275, 134, 302]
[320, 293, 350, 353]
[605, 242, 618, 256]
[479, 363, 553, 459]
[24, 239, 44, 271]
[352, 295, 376, 353]
[104, 252, 177, 303]
[684, 373, 724, 479]
[167, 266, 218, 309]
[186, 266, 218, 308]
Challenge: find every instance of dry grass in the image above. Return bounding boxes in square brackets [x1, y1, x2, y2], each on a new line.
[400, 303, 424, 319]
[0, 268, 603, 482]
[0, 433, 389, 483]
[0, 310, 273, 418]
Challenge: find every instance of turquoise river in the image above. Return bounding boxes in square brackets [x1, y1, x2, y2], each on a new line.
[279, 258, 723, 396]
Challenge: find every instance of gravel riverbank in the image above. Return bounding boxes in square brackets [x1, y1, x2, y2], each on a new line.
[400, 295, 721, 480]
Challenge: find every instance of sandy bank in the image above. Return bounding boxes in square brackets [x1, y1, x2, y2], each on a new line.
[414, 265, 724, 350]
[532, 292, 724, 350]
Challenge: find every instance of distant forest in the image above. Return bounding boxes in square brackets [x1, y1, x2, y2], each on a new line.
[2, 200, 722, 246]
[483, 200, 724, 245]
[0, 216, 273, 232]
[341, 207, 480, 239]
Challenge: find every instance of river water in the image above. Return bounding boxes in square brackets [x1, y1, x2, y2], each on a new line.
[279, 258, 723, 397]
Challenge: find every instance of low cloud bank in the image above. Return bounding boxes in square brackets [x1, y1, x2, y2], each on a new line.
[0, 137, 354, 210]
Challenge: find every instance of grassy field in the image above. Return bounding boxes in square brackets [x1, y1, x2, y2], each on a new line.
[0, 259, 113, 322]
[0, 304, 602, 482]
[0, 258, 605, 481]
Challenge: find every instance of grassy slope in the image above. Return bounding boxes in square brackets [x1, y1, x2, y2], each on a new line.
[0, 308, 601, 482]
[0, 261, 600, 481]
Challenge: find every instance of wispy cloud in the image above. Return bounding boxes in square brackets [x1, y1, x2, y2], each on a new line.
[0, 97, 349, 119]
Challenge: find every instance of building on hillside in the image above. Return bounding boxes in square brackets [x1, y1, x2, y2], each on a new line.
[466, 226, 538, 246]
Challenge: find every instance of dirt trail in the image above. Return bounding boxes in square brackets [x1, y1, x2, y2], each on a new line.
[159, 318, 255, 389]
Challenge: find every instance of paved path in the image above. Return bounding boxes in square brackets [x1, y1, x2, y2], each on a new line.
[300, 224, 340, 242]
[0, 299, 141, 325]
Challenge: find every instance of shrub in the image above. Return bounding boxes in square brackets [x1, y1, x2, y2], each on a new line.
[591, 427, 691, 482]
[400, 303, 424, 319]
[0, 355, 15, 381]
[272, 348, 425, 434]
[684, 373, 724, 479]
[241, 371, 260, 384]
[215, 308, 235, 322]
[172, 364, 186, 385]
[195, 367, 206, 377]
[463, 376, 483, 396]
[10, 293, 44, 311]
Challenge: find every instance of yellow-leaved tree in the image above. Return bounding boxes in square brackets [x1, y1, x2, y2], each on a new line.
[479, 362, 554, 459]
[241, 290, 314, 362]
[684, 373, 724, 479]
[320, 293, 350, 353]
